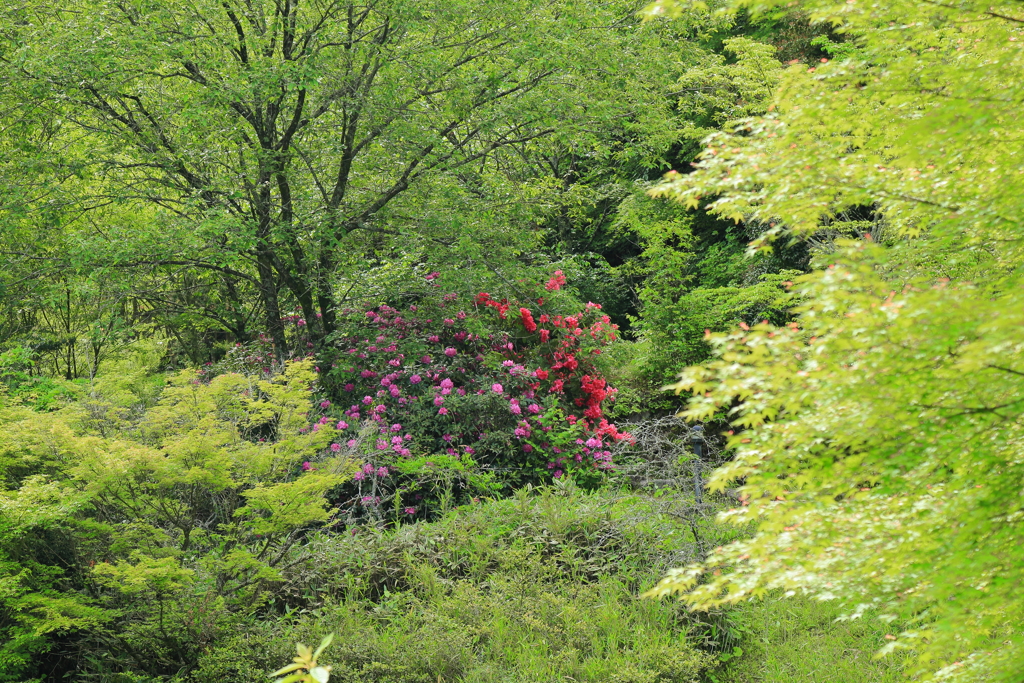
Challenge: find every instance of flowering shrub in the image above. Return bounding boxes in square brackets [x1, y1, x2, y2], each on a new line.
[320, 271, 631, 518]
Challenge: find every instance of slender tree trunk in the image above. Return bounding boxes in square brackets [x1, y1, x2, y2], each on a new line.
[255, 248, 287, 360]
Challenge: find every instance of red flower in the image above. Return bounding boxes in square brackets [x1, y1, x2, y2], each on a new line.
[539, 329, 550, 343]
[520, 307, 537, 333]
[535, 369, 549, 380]
[475, 292, 491, 304]
[545, 270, 566, 291]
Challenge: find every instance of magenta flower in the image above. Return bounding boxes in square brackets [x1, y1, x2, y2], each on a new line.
[302, 461, 313, 471]
[405, 507, 417, 515]
[438, 407, 449, 415]
[337, 421, 349, 430]
[320, 400, 331, 408]
[376, 467, 389, 478]
[344, 383, 354, 391]
[492, 383, 503, 394]
[444, 347, 457, 357]
[410, 374, 422, 384]
[428, 335, 440, 343]
[440, 378, 454, 389]
[330, 443, 341, 452]
[347, 439, 358, 448]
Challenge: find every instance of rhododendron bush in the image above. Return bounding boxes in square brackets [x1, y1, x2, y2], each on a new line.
[320, 271, 631, 518]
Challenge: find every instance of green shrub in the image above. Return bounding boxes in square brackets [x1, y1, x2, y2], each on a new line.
[191, 486, 720, 683]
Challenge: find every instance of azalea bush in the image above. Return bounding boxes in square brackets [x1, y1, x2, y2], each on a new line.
[317, 270, 632, 520]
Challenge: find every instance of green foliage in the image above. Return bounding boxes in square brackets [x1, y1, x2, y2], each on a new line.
[644, 1, 1024, 681]
[719, 594, 908, 683]
[270, 635, 334, 683]
[0, 360, 352, 679]
[193, 486, 721, 683]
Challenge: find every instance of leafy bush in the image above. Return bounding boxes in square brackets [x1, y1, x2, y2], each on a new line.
[192, 485, 720, 683]
[316, 270, 632, 520]
[0, 360, 351, 680]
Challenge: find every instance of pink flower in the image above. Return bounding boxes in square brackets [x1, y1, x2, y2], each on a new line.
[330, 443, 341, 452]
[405, 507, 417, 515]
[353, 471, 365, 480]
[528, 404, 540, 414]
[302, 461, 313, 471]
[444, 347, 457, 357]
[438, 407, 449, 415]
[410, 374, 422, 384]
[425, 271, 440, 280]
[421, 355, 432, 364]
[376, 467, 389, 478]
[391, 423, 402, 432]
[320, 400, 331, 408]
[337, 421, 349, 429]
[429, 335, 440, 343]
[344, 383, 354, 391]
[440, 378, 454, 389]
[362, 396, 373, 405]
[444, 318, 455, 326]
[347, 439, 357, 448]
[457, 311, 466, 319]
[492, 383, 503, 394]
[545, 270, 566, 291]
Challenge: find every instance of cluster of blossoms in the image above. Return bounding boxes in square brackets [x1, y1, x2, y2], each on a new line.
[317, 269, 629, 516]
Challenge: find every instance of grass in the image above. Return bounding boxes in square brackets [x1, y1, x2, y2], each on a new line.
[719, 594, 909, 683]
